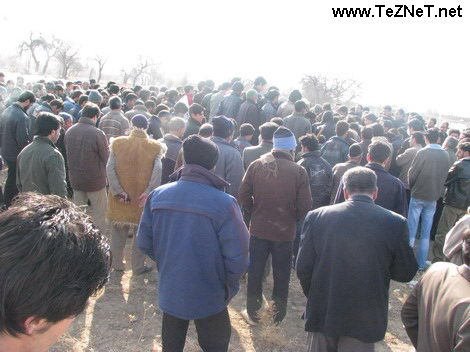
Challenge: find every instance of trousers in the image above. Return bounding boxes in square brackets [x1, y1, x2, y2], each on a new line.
[73, 188, 108, 235]
[307, 332, 375, 352]
[110, 223, 145, 272]
[162, 308, 231, 352]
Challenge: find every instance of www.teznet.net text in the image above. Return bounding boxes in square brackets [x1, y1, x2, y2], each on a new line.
[332, 4, 463, 18]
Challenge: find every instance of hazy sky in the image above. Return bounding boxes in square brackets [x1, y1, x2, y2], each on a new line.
[1, 0, 469, 118]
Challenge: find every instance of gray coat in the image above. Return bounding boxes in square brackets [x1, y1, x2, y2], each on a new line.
[211, 136, 244, 197]
[283, 113, 312, 140]
[242, 141, 273, 169]
[408, 145, 450, 202]
[158, 134, 183, 162]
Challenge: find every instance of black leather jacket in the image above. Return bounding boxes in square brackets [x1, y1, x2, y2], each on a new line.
[444, 157, 470, 210]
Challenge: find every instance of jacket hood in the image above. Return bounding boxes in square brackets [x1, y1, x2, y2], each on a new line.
[170, 164, 229, 190]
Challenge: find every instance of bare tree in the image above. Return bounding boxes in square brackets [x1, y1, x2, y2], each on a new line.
[301, 75, 361, 105]
[54, 40, 82, 79]
[94, 56, 107, 83]
[130, 58, 152, 86]
[121, 69, 131, 85]
[18, 33, 43, 73]
[41, 37, 58, 75]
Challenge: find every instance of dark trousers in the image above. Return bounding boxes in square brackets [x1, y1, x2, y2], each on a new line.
[4, 159, 18, 207]
[247, 236, 293, 321]
[162, 308, 231, 352]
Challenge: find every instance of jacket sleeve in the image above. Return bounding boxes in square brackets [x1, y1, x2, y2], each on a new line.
[97, 131, 110, 164]
[137, 192, 156, 260]
[443, 216, 468, 260]
[296, 212, 316, 297]
[455, 307, 470, 351]
[395, 148, 413, 167]
[16, 113, 31, 150]
[238, 163, 254, 216]
[106, 151, 124, 196]
[334, 178, 346, 204]
[296, 168, 313, 220]
[395, 182, 409, 218]
[46, 152, 68, 198]
[408, 151, 423, 190]
[145, 157, 162, 194]
[217, 199, 250, 303]
[444, 161, 459, 187]
[390, 219, 418, 282]
[225, 149, 244, 197]
[401, 280, 420, 348]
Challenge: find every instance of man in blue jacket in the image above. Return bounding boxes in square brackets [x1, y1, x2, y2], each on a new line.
[137, 134, 250, 352]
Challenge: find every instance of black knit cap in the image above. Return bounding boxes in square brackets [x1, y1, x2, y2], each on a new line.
[183, 135, 219, 170]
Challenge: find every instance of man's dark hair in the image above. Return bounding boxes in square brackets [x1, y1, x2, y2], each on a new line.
[109, 96, 122, 110]
[260, 122, 279, 141]
[239, 123, 255, 137]
[408, 118, 425, 132]
[36, 112, 61, 136]
[371, 123, 385, 137]
[41, 94, 55, 103]
[425, 127, 440, 144]
[343, 166, 378, 194]
[294, 100, 308, 113]
[322, 110, 334, 123]
[197, 81, 206, 91]
[183, 135, 219, 170]
[189, 103, 204, 116]
[299, 134, 320, 152]
[448, 129, 460, 137]
[81, 102, 100, 119]
[0, 193, 110, 336]
[219, 82, 231, 91]
[458, 141, 470, 153]
[288, 90, 302, 103]
[145, 100, 156, 111]
[266, 89, 280, 102]
[336, 121, 349, 137]
[270, 117, 283, 126]
[361, 127, 374, 140]
[184, 85, 194, 93]
[253, 76, 267, 87]
[71, 90, 83, 99]
[78, 95, 89, 106]
[322, 103, 331, 111]
[411, 131, 426, 147]
[17, 91, 36, 104]
[368, 139, 392, 163]
[50, 99, 63, 110]
[108, 84, 119, 95]
[155, 104, 170, 115]
[463, 229, 470, 266]
[125, 93, 137, 103]
[174, 102, 189, 115]
[157, 110, 171, 119]
[198, 123, 214, 138]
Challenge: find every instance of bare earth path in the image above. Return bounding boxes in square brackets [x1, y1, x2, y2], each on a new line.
[51, 246, 415, 352]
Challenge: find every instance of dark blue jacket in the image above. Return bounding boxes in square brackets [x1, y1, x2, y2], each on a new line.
[298, 151, 333, 209]
[0, 103, 31, 162]
[217, 93, 243, 119]
[137, 164, 250, 320]
[321, 136, 350, 167]
[334, 162, 408, 217]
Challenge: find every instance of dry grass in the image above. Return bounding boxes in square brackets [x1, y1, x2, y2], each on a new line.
[50, 244, 415, 352]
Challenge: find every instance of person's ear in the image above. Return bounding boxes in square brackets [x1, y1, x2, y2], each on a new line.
[343, 188, 350, 200]
[372, 188, 378, 201]
[366, 154, 371, 163]
[24, 317, 49, 335]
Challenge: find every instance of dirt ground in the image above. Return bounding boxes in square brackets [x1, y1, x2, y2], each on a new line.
[51, 244, 416, 352]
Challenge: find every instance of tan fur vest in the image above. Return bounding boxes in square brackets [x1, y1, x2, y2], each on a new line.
[107, 129, 163, 225]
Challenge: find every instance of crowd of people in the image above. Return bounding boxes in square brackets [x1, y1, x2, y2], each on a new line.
[0, 71, 469, 352]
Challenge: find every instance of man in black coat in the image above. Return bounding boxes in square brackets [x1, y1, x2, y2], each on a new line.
[0, 90, 35, 207]
[297, 166, 417, 351]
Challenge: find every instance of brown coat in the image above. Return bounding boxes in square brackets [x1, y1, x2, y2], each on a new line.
[65, 117, 109, 192]
[238, 150, 312, 242]
[401, 263, 470, 352]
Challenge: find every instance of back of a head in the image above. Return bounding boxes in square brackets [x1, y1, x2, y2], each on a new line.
[168, 117, 186, 133]
[368, 139, 392, 163]
[18, 90, 36, 103]
[260, 122, 279, 141]
[463, 228, 470, 266]
[212, 115, 234, 139]
[426, 127, 440, 144]
[0, 193, 110, 337]
[288, 90, 302, 103]
[174, 102, 189, 115]
[411, 131, 426, 147]
[81, 102, 100, 119]
[299, 134, 320, 152]
[371, 123, 385, 137]
[294, 100, 308, 113]
[361, 127, 373, 140]
[198, 123, 214, 138]
[343, 166, 378, 195]
[408, 118, 425, 132]
[254, 76, 267, 87]
[239, 123, 255, 137]
[273, 126, 297, 151]
[322, 110, 334, 123]
[443, 136, 459, 150]
[109, 96, 122, 110]
[36, 112, 61, 137]
[349, 143, 363, 158]
[183, 135, 219, 170]
[231, 81, 244, 93]
[336, 121, 349, 137]
[108, 84, 120, 95]
[189, 103, 204, 116]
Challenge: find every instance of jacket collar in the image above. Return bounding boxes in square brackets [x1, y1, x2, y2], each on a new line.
[458, 265, 470, 282]
[33, 135, 57, 148]
[189, 116, 203, 127]
[272, 150, 294, 161]
[170, 164, 229, 190]
[164, 134, 182, 143]
[259, 140, 273, 147]
[129, 128, 148, 139]
[300, 150, 322, 158]
[78, 117, 96, 126]
[366, 162, 386, 172]
[349, 194, 375, 203]
[211, 136, 236, 148]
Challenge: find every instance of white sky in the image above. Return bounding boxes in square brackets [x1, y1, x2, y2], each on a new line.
[1, 0, 469, 118]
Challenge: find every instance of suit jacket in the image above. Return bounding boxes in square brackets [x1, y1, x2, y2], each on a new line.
[242, 141, 273, 169]
[401, 263, 470, 352]
[297, 195, 417, 343]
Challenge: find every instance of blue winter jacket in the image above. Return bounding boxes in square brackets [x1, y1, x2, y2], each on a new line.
[137, 164, 250, 320]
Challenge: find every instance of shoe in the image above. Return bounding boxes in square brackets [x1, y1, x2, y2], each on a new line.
[133, 266, 152, 276]
[241, 309, 259, 325]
